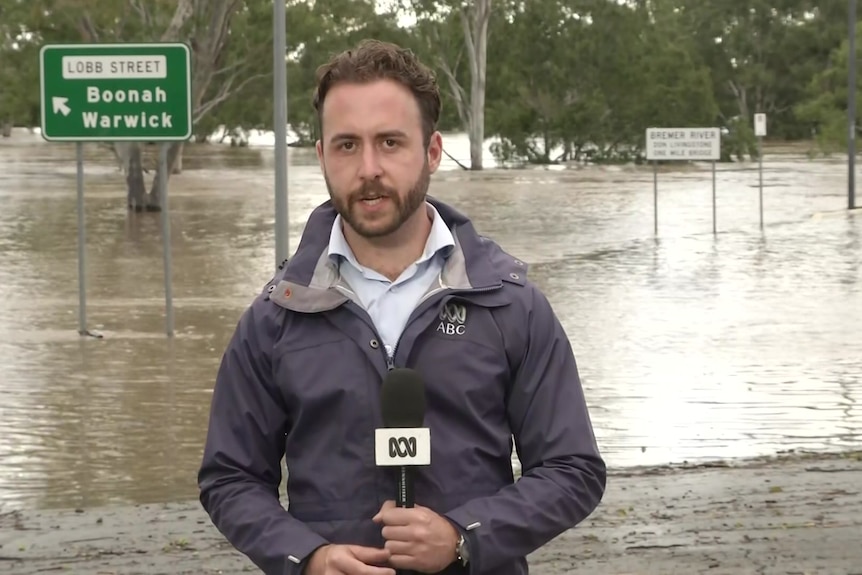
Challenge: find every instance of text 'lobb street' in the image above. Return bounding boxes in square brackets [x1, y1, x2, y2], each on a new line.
[62, 55, 168, 80]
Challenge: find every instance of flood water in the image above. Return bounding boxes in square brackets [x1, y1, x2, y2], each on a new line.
[0, 130, 860, 511]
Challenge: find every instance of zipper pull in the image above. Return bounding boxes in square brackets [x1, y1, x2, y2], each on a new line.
[385, 345, 395, 370]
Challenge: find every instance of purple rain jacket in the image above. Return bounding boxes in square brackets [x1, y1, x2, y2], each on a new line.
[197, 197, 606, 575]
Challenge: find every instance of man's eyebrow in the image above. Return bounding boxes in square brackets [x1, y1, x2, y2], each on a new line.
[329, 132, 357, 143]
[328, 130, 409, 144]
[377, 130, 408, 139]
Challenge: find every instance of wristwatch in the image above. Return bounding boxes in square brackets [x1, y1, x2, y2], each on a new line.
[455, 533, 470, 566]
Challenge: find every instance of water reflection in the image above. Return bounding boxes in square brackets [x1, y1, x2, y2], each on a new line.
[0, 130, 859, 511]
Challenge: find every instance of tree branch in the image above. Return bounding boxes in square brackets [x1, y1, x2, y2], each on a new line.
[116, 5, 128, 38]
[212, 58, 249, 77]
[428, 19, 468, 129]
[437, 57, 470, 129]
[161, 0, 195, 42]
[194, 72, 268, 123]
[128, 0, 150, 27]
[459, 6, 475, 68]
[77, 12, 99, 42]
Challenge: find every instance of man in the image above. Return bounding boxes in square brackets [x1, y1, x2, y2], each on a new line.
[198, 39, 606, 575]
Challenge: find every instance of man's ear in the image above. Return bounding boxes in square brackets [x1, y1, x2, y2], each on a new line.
[427, 131, 443, 173]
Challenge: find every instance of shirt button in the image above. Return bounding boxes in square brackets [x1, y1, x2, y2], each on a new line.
[369, 339, 379, 349]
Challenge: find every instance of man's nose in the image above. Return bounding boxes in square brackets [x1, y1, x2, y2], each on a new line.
[358, 145, 383, 180]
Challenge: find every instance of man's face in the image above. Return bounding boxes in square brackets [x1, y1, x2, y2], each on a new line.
[315, 79, 443, 239]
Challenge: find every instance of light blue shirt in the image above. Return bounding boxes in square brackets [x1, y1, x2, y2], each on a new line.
[328, 203, 455, 358]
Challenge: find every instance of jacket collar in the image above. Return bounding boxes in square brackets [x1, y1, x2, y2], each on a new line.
[269, 196, 509, 313]
[327, 201, 455, 278]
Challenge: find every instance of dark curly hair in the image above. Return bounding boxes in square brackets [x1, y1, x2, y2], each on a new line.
[312, 39, 441, 145]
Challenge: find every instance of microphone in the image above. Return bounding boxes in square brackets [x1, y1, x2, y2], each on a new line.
[375, 368, 430, 510]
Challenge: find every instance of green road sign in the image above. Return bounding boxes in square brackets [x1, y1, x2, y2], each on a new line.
[39, 43, 192, 142]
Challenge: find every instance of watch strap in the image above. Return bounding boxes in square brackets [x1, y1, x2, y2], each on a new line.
[456, 533, 469, 566]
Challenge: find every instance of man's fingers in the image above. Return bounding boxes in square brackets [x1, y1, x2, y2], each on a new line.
[346, 545, 392, 566]
[357, 564, 396, 575]
[381, 525, 412, 542]
[326, 545, 395, 575]
[371, 500, 397, 523]
[388, 554, 416, 570]
[383, 539, 412, 556]
[374, 506, 417, 526]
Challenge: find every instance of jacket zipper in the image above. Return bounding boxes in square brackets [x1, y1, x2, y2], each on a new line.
[339, 271, 502, 371]
[384, 279, 452, 371]
[335, 282, 403, 371]
[383, 281, 501, 371]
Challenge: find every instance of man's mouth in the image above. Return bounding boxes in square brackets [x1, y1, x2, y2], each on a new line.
[359, 195, 386, 205]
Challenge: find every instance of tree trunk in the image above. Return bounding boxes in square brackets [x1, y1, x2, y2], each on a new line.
[468, 15, 488, 170]
[460, 0, 492, 170]
[144, 141, 184, 211]
[126, 143, 148, 212]
[116, 140, 182, 211]
[1, 120, 11, 137]
[172, 142, 184, 174]
[729, 80, 750, 122]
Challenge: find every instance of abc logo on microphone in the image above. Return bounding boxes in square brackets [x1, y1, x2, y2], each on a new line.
[389, 436, 417, 457]
[375, 428, 431, 466]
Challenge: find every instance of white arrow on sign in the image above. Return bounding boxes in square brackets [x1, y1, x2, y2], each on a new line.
[52, 97, 71, 116]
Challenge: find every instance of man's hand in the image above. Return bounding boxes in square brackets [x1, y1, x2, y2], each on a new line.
[372, 500, 459, 573]
[303, 544, 395, 575]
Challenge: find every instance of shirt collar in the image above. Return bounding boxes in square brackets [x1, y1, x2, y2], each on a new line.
[327, 202, 455, 270]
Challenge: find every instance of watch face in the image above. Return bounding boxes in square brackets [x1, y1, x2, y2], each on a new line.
[458, 535, 469, 563]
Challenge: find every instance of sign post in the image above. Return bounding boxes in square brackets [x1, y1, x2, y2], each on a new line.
[273, 0, 290, 271]
[645, 127, 722, 234]
[653, 159, 658, 235]
[754, 113, 767, 229]
[40, 42, 192, 337]
[75, 142, 90, 337]
[849, 0, 857, 211]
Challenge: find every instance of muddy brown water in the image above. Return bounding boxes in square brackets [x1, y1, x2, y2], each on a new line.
[0, 130, 859, 511]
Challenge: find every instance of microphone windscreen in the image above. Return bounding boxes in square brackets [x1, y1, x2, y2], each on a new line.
[380, 368, 426, 428]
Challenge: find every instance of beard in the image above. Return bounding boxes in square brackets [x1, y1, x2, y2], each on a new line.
[326, 161, 431, 239]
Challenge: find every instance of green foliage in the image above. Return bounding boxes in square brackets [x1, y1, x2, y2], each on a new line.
[282, 0, 415, 145]
[721, 117, 759, 161]
[796, 20, 862, 155]
[0, 0, 45, 124]
[485, 0, 718, 165]
[192, 0, 275, 141]
[1, 0, 860, 164]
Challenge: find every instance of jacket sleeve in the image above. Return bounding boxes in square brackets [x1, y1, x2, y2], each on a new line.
[444, 283, 607, 574]
[198, 293, 328, 575]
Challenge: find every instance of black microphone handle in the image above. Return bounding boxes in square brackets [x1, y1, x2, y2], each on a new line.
[396, 466, 414, 508]
[395, 467, 417, 575]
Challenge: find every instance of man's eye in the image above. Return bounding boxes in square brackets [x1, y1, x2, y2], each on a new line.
[341, 142, 355, 151]
[383, 139, 398, 148]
